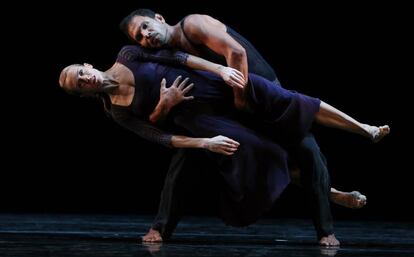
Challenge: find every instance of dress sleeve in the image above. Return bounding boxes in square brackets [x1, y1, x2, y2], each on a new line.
[111, 107, 173, 148]
[118, 45, 189, 66]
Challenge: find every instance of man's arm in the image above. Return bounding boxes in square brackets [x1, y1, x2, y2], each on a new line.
[150, 57, 247, 122]
[183, 14, 248, 81]
[184, 55, 246, 88]
[128, 45, 246, 120]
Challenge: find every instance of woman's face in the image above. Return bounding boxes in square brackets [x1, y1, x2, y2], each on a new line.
[60, 64, 104, 94]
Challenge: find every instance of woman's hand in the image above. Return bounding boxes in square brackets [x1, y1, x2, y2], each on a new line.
[159, 76, 194, 108]
[217, 66, 246, 89]
[150, 76, 194, 123]
[204, 135, 240, 155]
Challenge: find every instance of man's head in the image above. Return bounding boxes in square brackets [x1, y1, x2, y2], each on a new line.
[59, 63, 113, 96]
[120, 9, 170, 48]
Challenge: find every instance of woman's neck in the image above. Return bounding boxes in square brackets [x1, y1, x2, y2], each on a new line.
[105, 63, 136, 106]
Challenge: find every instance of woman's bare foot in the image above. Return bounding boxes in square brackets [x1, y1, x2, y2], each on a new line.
[330, 189, 367, 209]
[363, 124, 390, 142]
[142, 228, 163, 242]
[319, 234, 340, 246]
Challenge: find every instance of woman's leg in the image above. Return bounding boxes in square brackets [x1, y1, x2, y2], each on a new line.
[330, 188, 367, 209]
[290, 166, 367, 209]
[315, 101, 390, 142]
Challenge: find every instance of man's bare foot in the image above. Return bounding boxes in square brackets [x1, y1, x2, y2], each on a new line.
[319, 234, 340, 246]
[142, 242, 162, 253]
[330, 189, 367, 209]
[363, 124, 390, 142]
[142, 228, 163, 243]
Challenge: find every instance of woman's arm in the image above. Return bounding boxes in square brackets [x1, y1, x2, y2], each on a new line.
[149, 63, 246, 124]
[112, 109, 239, 155]
[172, 135, 239, 156]
[130, 46, 246, 121]
[133, 45, 246, 88]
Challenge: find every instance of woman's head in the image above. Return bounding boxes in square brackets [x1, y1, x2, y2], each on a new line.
[58, 63, 109, 96]
[59, 63, 116, 115]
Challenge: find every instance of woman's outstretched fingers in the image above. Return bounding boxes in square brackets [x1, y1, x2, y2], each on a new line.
[178, 77, 190, 90]
[172, 75, 183, 87]
[182, 83, 194, 94]
[160, 78, 167, 90]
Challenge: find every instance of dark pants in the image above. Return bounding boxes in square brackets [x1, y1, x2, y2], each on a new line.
[152, 133, 333, 239]
[151, 149, 187, 238]
[152, 148, 219, 239]
[288, 133, 333, 239]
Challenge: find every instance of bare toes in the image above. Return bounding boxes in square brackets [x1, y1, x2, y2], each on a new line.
[373, 125, 390, 142]
[351, 191, 367, 209]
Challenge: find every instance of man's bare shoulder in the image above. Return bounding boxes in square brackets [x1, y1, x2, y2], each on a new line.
[185, 14, 222, 28]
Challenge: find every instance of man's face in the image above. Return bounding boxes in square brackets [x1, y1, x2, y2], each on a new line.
[127, 15, 168, 48]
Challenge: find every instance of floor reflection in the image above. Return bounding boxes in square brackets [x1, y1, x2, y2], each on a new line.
[0, 214, 412, 257]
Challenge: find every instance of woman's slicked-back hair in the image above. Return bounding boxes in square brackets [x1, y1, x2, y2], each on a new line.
[59, 64, 82, 94]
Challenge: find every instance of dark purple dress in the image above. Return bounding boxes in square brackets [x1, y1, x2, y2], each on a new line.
[112, 45, 320, 226]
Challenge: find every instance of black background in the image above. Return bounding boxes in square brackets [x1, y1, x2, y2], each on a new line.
[4, 1, 411, 221]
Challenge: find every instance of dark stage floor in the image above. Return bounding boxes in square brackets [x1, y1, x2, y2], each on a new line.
[0, 214, 413, 256]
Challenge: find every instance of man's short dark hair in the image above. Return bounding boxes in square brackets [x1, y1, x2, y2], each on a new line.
[120, 9, 156, 41]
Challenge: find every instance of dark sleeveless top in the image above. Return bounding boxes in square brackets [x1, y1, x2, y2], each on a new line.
[180, 17, 279, 83]
[111, 47, 190, 147]
[110, 45, 320, 226]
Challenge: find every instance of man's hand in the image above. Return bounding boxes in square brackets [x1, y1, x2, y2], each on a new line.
[217, 66, 246, 89]
[204, 135, 240, 155]
[159, 76, 194, 109]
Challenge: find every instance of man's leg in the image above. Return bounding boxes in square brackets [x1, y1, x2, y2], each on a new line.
[144, 149, 216, 242]
[144, 149, 190, 242]
[290, 133, 339, 246]
[290, 168, 367, 209]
